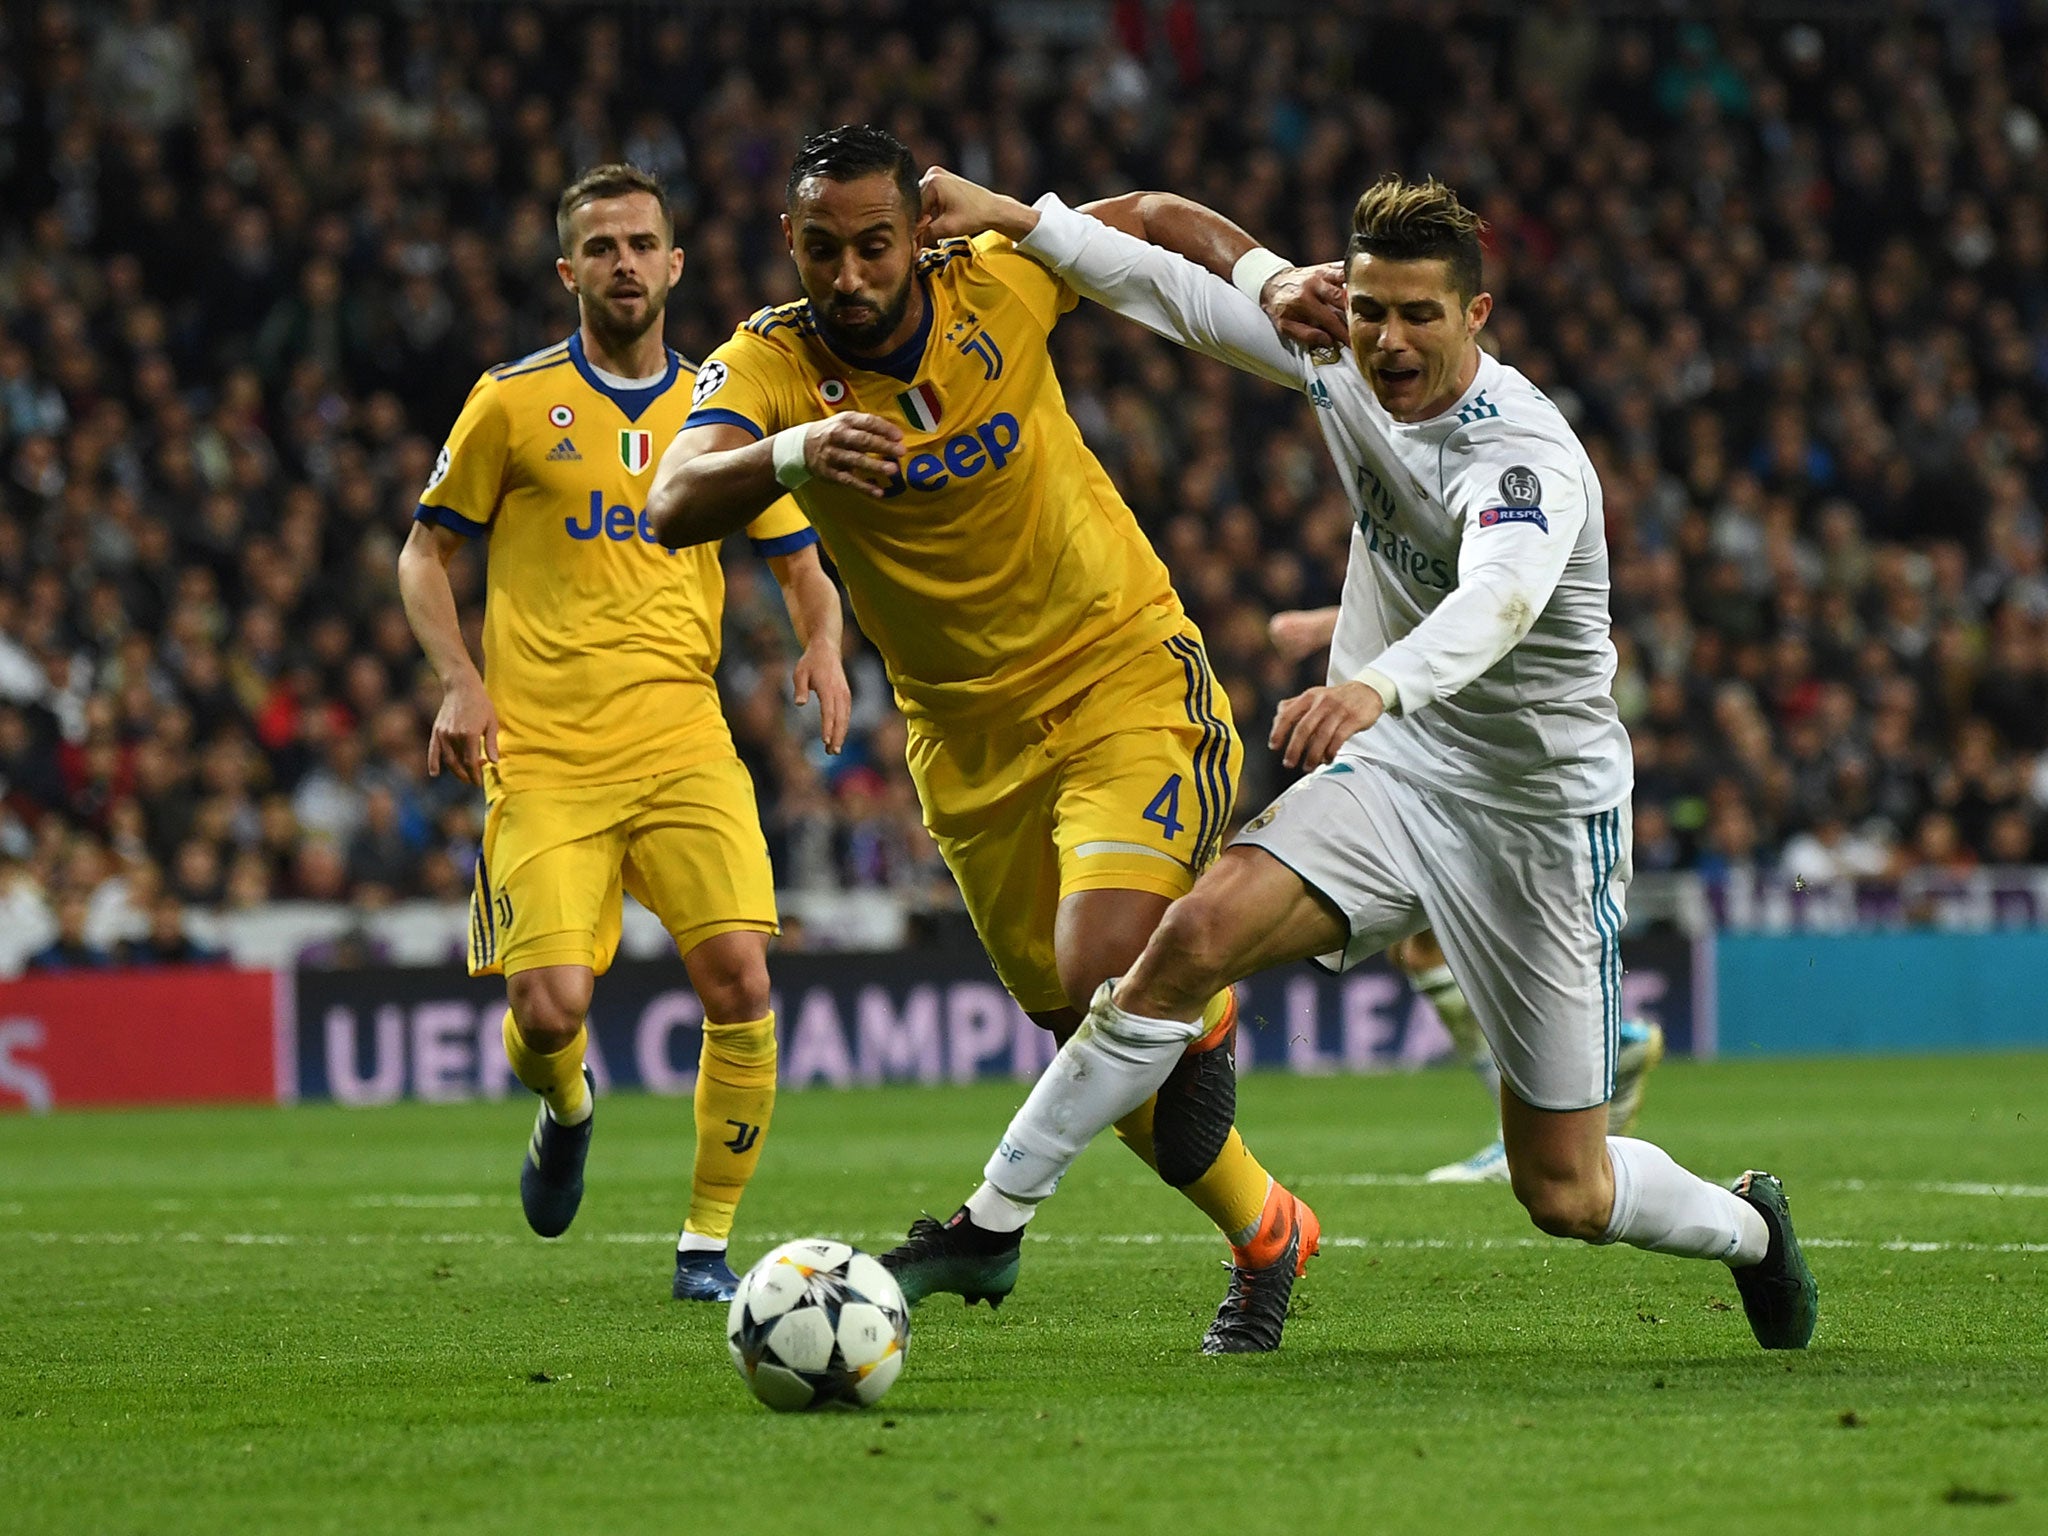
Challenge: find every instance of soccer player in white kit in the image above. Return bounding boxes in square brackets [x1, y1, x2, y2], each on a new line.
[912, 167, 1818, 1352]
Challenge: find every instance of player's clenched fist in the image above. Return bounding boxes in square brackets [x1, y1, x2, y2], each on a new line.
[918, 167, 1040, 242]
[1268, 679, 1385, 770]
[1260, 261, 1349, 355]
[803, 412, 905, 498]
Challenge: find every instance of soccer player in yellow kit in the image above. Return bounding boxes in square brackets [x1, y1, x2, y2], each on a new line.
[397, 165, 849, 1302]
[647, 127, 1317, 1352]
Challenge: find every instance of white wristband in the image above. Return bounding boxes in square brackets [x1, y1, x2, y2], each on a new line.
[770, 425, 812, 489]
[1355, 665, 1400, 715]
[1231, 246, 1294, 305]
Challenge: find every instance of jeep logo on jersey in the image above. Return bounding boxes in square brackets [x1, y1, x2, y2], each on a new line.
[878, 411, 1022, 497]
[1499, 466, 1542, 507]
[564, 492, 678, 553]
[691, 360, 727, 407]
[619, 430, 652, 473]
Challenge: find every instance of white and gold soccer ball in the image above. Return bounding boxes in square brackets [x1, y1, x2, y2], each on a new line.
[727, 1239, 910, 1412]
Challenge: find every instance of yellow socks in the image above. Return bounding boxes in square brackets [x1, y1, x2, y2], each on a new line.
[1180, 1128, 1273, 1246]
[501, 1012, 591, 1125]
[685, 1013, 778, 1243]
[1113, 1095, 1159, 1167]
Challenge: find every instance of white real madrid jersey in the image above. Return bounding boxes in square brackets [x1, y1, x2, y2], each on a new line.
[1019, 197, 1633, 818]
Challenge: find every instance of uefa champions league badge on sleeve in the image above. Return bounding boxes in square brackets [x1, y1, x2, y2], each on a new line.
[692, 360, 728, 407]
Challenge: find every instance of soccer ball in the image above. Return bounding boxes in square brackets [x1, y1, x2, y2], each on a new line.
[727, 1239, 910, 1411]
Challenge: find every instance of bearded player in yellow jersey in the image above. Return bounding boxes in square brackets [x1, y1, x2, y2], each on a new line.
[648, 127, 1317, 1353]
[397, 165, 849, 1302]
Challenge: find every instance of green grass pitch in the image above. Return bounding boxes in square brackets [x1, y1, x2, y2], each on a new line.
[2, 1052, 2043, 1535]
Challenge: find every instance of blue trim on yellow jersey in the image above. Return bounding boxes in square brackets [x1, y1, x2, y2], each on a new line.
[918, 240, 974, 275]
[489, 340, 570, 378]
[818, 277, 934, 384]
[683, 407, 765, 440]
[567, 331, 682, 422]
[415, 502, 489, 540]
[749, 528, 821, 558]
[745, 300, 816, 339]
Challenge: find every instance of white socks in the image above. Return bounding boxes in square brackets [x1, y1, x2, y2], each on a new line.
[979, 981, 1204, 1208]
[1603, 1136, 1769, 1265]
[676, 1231, 725, 1255]
[964, 1182, 1037, 1233]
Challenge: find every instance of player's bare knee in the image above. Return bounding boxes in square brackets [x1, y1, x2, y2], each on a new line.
[1145, 893, 1236, 998]
[697, 962, 771, 1024]
[1513, 1170, 1608, 1242]
[506, 970, 589, 1053]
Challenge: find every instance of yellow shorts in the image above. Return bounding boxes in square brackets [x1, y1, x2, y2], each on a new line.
[468, 753, 778, 978]
[907, 627, 1238, 1014]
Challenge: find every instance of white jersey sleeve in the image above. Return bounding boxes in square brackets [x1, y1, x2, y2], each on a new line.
[1366, 420, 1590, 714]
[1016, 195, 1308, 392]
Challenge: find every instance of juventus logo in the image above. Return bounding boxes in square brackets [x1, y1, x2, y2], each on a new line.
[723, 1120, 759, 1154]
[494, 892, 513, 930]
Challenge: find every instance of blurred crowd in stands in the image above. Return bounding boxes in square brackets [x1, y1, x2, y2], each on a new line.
[4, 0, 2048, 970]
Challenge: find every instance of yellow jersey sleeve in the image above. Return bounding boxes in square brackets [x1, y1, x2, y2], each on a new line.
[682, 325, 807, 442]
[967, 232, 1078, 334]
[416, 372, 510, 537]
[745, 496, 816, 556]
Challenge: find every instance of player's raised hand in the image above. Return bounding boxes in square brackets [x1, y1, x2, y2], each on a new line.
[1269, 679, 1384, 770]
[793, 640, 852, 755]
[918, 167, 1040, 242]
[803, 413, 904, 498]
[428, 671, 500, 786]
[1261, 261, 1349, 353]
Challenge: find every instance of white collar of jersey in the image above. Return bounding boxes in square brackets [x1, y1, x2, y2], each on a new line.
[586, 359, 668, 388]
[566, 330, 680, 422]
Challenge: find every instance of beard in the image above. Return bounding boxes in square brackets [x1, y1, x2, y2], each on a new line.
[815, 276, 913, 354]
[584, 281, 668, 354]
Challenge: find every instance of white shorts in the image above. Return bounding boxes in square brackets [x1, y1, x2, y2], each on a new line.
[1235, 754, 1631, 1112]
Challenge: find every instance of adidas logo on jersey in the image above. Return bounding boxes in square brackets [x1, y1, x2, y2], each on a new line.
[545, 437, 581, 461]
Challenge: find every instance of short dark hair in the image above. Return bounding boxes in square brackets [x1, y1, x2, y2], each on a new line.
[556, 163, 673, 255]
[784, 124, 919, 213]
[1346, 175, 1485, 302]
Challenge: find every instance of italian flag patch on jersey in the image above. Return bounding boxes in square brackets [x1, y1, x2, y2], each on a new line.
[897, 382, 941, 432]
[618, 429, 652, 473]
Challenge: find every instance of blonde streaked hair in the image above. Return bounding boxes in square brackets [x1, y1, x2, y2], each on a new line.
[1348, 175, 1486, 300]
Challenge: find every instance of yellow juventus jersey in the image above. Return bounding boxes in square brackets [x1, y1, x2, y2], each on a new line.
[683, 234, 1186, 725]
[417, 331, 816, 791]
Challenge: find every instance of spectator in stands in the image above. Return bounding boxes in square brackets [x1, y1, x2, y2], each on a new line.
[118, 890, 223, 966]
[26, 888, 111, 972]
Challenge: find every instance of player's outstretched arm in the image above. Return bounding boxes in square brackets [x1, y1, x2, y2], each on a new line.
[919, 168, 1344, 354]
[649, 417, 905, 549]
[767, 544, 851, 754]
[397, 521, 499, 785]
[922, 172, 1303, 390]
[1268, 605, 1340, 662]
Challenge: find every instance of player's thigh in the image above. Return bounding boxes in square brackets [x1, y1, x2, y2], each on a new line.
[1155, 843, 1354, 980]
[621, 753, 779, 964]
[473, 786, 629, 978]
[1050, 886, 1171, 1010]
[1413, 797, 1632, 1114]
[1227, 759, 1433, 972]
[906, 721, 1066, 1013]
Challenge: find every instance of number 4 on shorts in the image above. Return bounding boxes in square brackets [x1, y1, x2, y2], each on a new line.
[1143, 774, 1184, 840]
